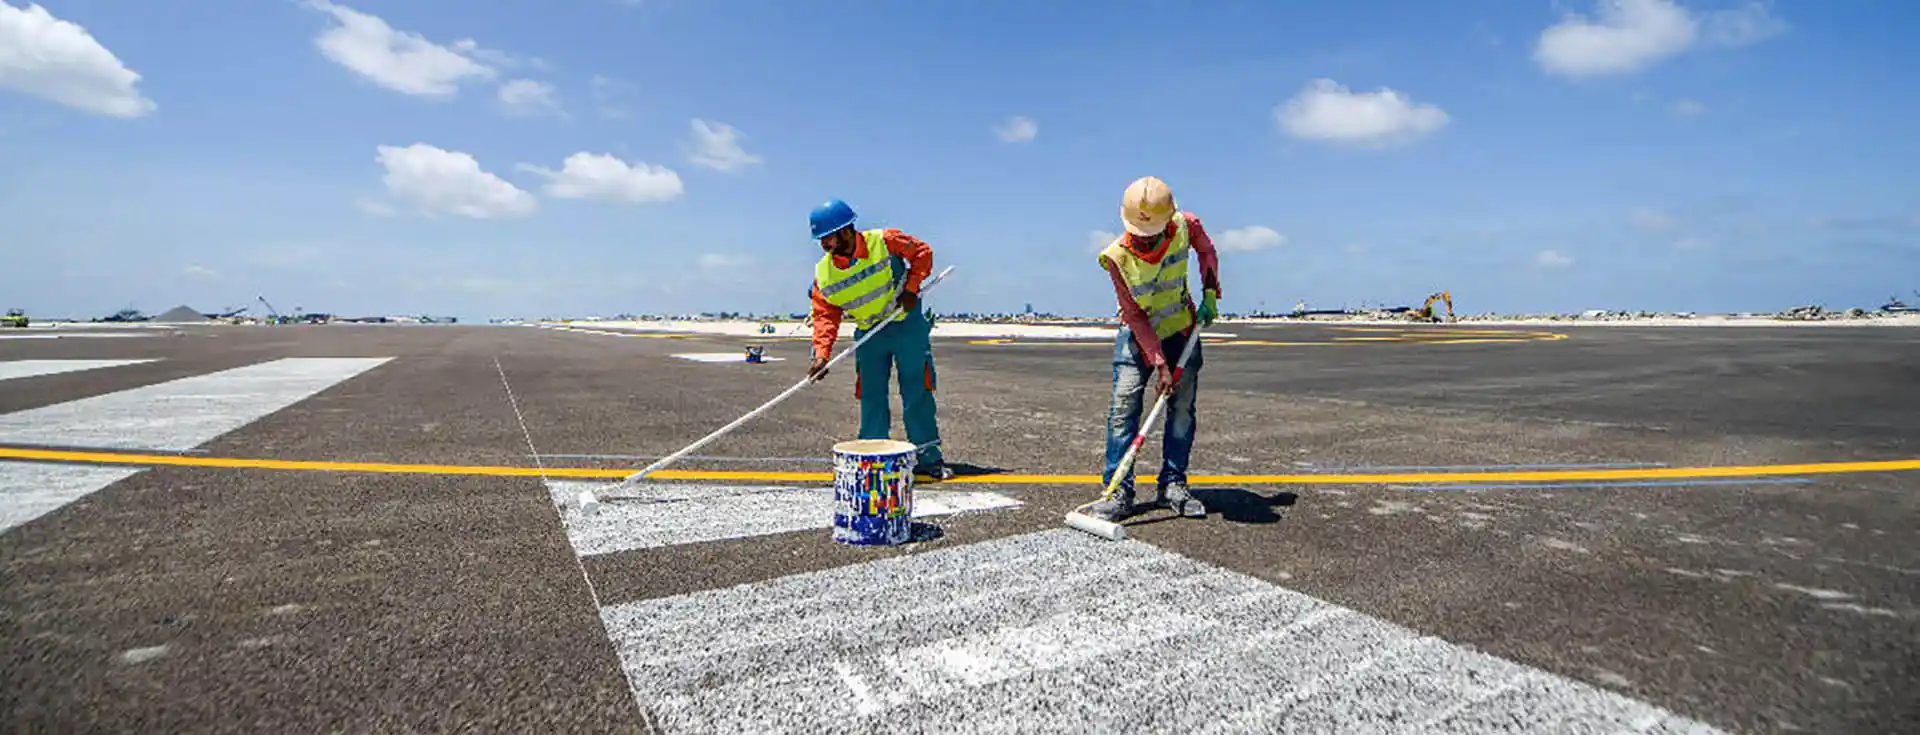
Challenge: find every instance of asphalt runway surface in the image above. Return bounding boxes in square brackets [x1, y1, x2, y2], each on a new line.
[2, 321, 1915, 733]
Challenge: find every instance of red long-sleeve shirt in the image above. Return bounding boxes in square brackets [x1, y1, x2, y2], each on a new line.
[1106, 211, 1222, 367]
[809, 228, 934, 360]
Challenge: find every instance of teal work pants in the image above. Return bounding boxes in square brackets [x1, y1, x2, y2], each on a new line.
[853, 307, 944, 466]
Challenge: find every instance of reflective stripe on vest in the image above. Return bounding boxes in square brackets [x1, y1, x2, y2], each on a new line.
[1097, 215, 1194, 340]
[816, 229, 908, 331]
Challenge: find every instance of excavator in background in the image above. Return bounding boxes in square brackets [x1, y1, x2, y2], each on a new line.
[1407, 291, 1455, 322]
[2, 309, 27, 328]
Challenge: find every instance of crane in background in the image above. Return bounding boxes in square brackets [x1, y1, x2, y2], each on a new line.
[257, 296, 289, 325]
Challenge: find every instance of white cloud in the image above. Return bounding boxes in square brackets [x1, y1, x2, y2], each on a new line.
[182, 264, 218, 279]
[1631, 207, 1680, 232]
[1087, 230, 1118, 254]
[590, 75, 629, 119]
[498, 79, 561, 116]
[1215, 226, 1287, 253]
[1534, 0, 1697, 78]
[1670, 98, 1706, 117]
[452, 38, 545, 71]
[516, 152, 683, 204]
[0, 2, 155, 117]
[1536, 249, 1576, 269]
[697, 253, 754, 270]
[685, 119, 762, 172]
[995, 116, 1037, 143]
[372, 143, 536, 218]
[1534, 0, 1786, 78]
[1702, 1, 1788, 47]
[1274, 79, 1449, 148]
[305, 0, 494, 98]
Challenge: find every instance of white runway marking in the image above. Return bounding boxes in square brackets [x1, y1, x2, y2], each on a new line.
[0, 359, 157, 381]
[597, 529, 1728, 734]
[0, 357, 392, 451]
[0, 357, 393, 535]
[545, 480, 1021, 556]
[0, 461, 144, 534]
[0, 333, 154, 340]
[671, 352, 787, 363]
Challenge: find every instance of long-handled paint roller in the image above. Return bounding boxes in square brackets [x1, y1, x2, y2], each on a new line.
[577, 265, 956, 514]
[1063, 327, 1202, 540]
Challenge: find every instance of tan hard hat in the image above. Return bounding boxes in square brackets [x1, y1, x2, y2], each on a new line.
[1120, 176, 1176, 236]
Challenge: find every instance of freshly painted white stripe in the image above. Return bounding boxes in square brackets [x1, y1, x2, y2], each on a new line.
[0, 359, 157, 381]
[545, 480, 1021, 556]
[671, 352, 787, 363]
[0, 461, 143, 533]
[0, 357, 392, 451]
[597, 529, 1727, 733]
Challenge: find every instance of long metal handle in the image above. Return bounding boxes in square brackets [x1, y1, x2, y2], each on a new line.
[618, 265, 955, 486]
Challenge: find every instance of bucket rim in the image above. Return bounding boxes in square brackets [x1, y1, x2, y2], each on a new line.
[831, 438, 918, 456]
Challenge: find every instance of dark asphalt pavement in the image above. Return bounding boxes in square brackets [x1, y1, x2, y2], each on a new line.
[2, 322, 1915, 733]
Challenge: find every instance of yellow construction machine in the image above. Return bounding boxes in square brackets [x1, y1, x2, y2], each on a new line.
[1408, 292, 1454, 322]
[2, 309, 28, 328]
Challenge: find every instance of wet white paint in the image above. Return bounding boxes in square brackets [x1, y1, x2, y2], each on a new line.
[1541, 538, 1592, 554]
[545, 480, 1021, 556]
[0, 359, 156, 381]
[0, 461, 144, 533]
[1368, 500, 1419, 515]
[118, 645, 170, 664]
[596, 529, 1727, 733]
[1773, 583, 1853, 601]
[1820, 602, 1903, 619]
[671, 352, 787, 363]
[0, 357, 392, 450]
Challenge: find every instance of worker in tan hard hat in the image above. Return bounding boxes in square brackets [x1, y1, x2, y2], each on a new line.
[1086, 176, 1223, 522]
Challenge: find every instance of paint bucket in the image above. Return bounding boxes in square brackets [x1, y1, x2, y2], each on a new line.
[745, 344, 766, 363]
[830, 439, 917, 546]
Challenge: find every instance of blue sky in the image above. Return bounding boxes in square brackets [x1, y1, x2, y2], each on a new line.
[2, 0, 1915, 322]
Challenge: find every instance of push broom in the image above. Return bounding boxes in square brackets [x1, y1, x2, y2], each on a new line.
[576, 265, 956, 515]
[1064, 323, 1202, 540]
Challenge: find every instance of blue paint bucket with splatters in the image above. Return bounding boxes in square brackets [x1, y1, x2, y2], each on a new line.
[830, 439, 917, 545]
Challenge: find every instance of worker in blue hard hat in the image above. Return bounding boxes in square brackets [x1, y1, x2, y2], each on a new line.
[803, 198, 954, 480]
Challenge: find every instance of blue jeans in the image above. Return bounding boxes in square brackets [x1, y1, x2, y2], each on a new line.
[1102, 326, 1202, 496]
[853, 307, 944, 467]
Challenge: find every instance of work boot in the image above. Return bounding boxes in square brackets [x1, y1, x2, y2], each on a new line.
[1157, 481, 1207, 518]
[916, 461, 955, 481]
[1084, 486, 1136, 522]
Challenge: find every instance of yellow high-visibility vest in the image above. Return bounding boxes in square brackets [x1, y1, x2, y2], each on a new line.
[1097, 214, 1194, 340]
[816, 229, 909, 331]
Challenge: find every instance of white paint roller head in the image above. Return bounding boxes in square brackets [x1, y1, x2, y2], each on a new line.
[1064, 511, 1125, 541]
[577, 488, 601, 516]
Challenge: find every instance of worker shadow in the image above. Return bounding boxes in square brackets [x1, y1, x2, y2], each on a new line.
[1129, 488, 1297, 528]
[928, 462, 1011, 480]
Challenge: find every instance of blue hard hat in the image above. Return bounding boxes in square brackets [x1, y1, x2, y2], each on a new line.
[809, 199, 856, 239]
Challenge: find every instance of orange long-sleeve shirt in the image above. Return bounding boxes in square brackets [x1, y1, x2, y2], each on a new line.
[808, 228, 934, 360]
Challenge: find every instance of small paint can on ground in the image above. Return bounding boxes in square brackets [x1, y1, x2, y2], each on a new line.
[745, 344, 766, 363]
[831, 439, 917, 546]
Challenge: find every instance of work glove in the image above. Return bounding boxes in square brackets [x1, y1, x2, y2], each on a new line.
[807, 356, 830, 382]
[1198, 288, 1219, 326]
[896, 290, 919, 312]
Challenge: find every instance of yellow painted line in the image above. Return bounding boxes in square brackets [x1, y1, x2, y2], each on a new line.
[2, 447, 1915, 486]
